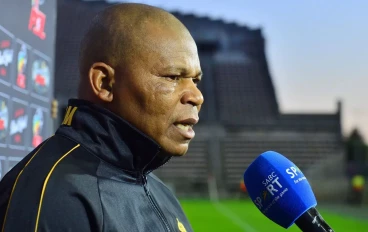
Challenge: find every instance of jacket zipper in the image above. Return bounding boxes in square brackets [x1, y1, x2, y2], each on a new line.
[142, 174, 171, 232]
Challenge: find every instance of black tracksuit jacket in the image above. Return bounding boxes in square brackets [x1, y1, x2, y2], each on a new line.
[0, 99, 192, 232]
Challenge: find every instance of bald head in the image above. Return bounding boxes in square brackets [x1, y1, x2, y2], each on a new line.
[78, 3, 193, 99]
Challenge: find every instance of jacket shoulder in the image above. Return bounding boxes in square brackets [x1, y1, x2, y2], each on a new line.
[38, 135, 104, 231]
[1, 135, 104, 232]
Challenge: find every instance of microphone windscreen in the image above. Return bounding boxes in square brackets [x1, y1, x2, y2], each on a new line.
[243, 151, 317, 228]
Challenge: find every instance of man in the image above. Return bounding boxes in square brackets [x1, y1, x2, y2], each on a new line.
[0, 3, 203, 232]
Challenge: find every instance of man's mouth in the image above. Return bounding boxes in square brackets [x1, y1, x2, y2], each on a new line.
[175, 123, 193, 132]
[173, 118, 198, 139]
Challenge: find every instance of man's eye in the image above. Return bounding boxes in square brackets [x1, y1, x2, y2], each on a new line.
[164, 76, 180, 81]
[192, 78, 200, 85]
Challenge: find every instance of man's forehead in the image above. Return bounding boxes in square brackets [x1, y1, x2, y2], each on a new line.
[153, 41, 200, 69]
[134, 34, 200, 72]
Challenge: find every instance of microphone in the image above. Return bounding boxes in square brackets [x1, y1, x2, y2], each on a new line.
[243, 151, 334, 232]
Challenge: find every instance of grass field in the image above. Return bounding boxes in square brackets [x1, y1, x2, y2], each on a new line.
[180, 199, 368, 231]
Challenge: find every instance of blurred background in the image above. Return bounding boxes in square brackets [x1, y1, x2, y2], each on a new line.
[0, 0, 367, 231]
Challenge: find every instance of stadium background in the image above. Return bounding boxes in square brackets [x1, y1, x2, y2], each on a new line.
[0, 0, 367, 231]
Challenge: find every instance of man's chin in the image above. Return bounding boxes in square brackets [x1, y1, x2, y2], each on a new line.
[170, 152, 187, 157]
[160, 143, 189, 157]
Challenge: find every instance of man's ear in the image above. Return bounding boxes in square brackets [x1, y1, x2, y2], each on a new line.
[88, 62, 115, 102]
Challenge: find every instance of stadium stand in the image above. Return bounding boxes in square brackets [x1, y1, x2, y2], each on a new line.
[55, 0, 344, 199]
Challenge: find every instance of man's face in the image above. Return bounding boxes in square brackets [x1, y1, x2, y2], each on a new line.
[111, 23, 203, 156]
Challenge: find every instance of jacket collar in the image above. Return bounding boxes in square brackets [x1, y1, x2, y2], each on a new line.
[56, 99, 171, 175]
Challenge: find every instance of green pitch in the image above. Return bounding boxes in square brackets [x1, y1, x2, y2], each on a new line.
[180, 199, 368, 231]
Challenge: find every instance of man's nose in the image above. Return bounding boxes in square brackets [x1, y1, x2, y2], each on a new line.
[180, 81, 204, 107]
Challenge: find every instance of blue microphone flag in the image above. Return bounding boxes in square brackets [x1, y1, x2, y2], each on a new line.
[243, 151, 317, 228]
